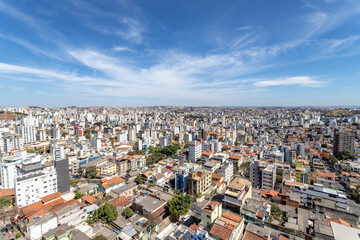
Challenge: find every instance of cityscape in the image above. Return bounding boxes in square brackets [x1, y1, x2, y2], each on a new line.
[1, 1, 360, 240]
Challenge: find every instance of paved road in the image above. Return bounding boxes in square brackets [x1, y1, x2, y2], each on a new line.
[182, 215, 201, 227]
[0, 223, 19, 240]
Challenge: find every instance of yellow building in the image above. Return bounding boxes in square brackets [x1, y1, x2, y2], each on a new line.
[201, 201, 222, 227]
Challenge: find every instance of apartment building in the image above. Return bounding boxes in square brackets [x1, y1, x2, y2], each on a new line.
[188, 169, 212, 196]
[250, 160, 276, 190]
[174, 163, 199, 193]
[3, 134, 24, 153]
[189, 140, 202, 162]
[216, 161, 234, 184]
[261, 165, 276, 190]
[15, 167, 58, 207]
[334, 129, 355, 156]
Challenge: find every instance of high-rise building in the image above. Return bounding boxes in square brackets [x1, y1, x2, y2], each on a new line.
[160, 135, 169, 147]
[0, 154, 23, 189]
[3, 134, 24, 153]
[184, 133, 192, 144]
[17, 125, 37, 144]
[128, 128, 136, 142]
[54, 158, 70, 193]
[333, 129, 355, 157]
[189, 140, 202, 162]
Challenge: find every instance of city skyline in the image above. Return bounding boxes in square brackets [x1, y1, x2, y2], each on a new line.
[1, 0, 360, 106]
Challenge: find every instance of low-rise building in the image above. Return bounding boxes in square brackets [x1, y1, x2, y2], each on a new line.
[209, 212, 244, 240]
[98, 177, 125, 194]
[201, 201, 222, 227]
[223, 177, 252, 212]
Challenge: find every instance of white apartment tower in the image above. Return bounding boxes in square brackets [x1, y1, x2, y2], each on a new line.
[3, 135, 24, 153]
[189, 140, 202, 162]
[15, 167, 58, 207]
[17, 125, 36, 144]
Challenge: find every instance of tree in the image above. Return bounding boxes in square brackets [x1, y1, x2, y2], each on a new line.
[122, 207, 134, 219]
[89, 203, 118, 223]
[160, 145, 180, 157]
[86, 166, 97, 178]
[276, 168, 284, 184]
[26, 149, 35, 153]
[38, 147, 44, 154]
[135, 174, 143, 185]
[92, 235, 107, 240]
[271, 203, 282, 221]
[15, 233, 21, 239]
[240, 162, 251, 176]
[168, 194, 191, 218]
[74, 192, 84, 199]
[337, 151, 355, 160]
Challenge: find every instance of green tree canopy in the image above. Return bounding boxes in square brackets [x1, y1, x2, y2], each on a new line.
[160, 145, 180, 157]
[92, 203, 118, 223]
[135, 174, 143, 185]
[122, 207, 134, 219]
[86, 166, 97, 178]
[74, 192, 84, 199]
[168, 194, 191, 218]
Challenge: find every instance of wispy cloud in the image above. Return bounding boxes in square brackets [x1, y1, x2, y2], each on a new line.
[234, 25, 254, 31]
[0, 33, 61, 60]
[112, 46, 134, 52]
[253, 76, 327, 87]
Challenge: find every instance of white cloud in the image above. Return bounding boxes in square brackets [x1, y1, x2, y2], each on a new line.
[253, 76, 327, 87]
[112, 46, 134, 52]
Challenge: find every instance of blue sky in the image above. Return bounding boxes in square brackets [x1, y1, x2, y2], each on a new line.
[1, 0, 360, 107]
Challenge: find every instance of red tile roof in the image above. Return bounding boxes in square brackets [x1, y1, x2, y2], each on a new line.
[110, 196, 131, 207]
[81, 194, 96, 204]
[101, 177, 125, 189]
[41, 192, 62, 203]
[0, 189, 14, 197]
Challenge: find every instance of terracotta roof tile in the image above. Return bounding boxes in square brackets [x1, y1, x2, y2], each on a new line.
[81, 194, 96, 204]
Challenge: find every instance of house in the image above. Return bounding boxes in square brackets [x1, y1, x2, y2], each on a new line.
[43, 224, 73, 240]
[26, 212, 58, 240]
[132, 195, 167, 221]
[313, 171, 335, 188]
[109, 196, 131, 208]
[81, 194, 96, 205]
[240, 198, 271, 222]
[109, 182, 138, 199]
[242, 223, 271, 240]
[209, 212, 244, 240]
[201, 201, 222, 227]
[54, 203, 88, 226]
[152, 173, 166, 185]
[99, 177, 126, 194]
